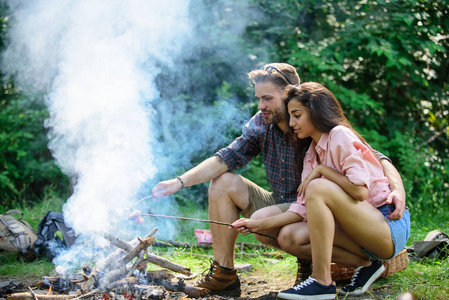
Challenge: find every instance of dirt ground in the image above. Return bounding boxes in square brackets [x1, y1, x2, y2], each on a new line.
[1, 272, 398, 300]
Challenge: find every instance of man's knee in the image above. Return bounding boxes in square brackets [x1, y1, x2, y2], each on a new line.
[209, 172, 242, 198]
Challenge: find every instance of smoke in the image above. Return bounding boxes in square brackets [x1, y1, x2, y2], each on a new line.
[1, 0, 256, 271]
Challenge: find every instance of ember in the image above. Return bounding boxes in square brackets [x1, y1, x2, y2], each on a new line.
[7, 228, 209, 300]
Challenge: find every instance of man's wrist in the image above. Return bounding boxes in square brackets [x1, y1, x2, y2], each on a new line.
[176, 176, 185, 190]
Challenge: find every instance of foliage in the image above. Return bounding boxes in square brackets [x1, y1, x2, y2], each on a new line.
[1, 201, 449, 299]
[243, 0, 449, 219]
[0, 89, 69, 207]
[1, 0, 448, 220]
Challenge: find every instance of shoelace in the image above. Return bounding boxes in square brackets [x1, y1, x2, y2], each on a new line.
[195, 259, 216, 285]
[292, 277, 315, 291]
[346, 266, 363, 288]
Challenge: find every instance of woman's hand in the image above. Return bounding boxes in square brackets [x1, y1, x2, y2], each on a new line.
[297, 165, 323, 195]
[385, 190, 406, 220]
[230, 218, 265, 235]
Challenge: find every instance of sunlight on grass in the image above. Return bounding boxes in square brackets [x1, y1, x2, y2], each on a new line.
[1, 198, 449, 299]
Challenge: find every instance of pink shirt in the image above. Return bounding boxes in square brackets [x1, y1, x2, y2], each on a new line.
[288, 125, 391, 220]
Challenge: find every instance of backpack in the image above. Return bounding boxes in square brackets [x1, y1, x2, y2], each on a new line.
[34, 211, 77, 260]
[0, 209, 37, 260]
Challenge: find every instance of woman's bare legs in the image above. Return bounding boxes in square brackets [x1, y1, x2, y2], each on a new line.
[304, 178, 394, 286]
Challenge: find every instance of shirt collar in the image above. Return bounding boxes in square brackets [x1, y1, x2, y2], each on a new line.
[270, 123, 288, 137]
[316, 131, 330, 151]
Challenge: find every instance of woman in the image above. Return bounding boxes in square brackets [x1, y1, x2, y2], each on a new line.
[231, 82, 410, 299]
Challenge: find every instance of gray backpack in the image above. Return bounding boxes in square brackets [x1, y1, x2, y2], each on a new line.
[0, 210, 37, 260]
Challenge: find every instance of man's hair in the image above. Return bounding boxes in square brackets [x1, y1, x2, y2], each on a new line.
[248, 63, 300, 90]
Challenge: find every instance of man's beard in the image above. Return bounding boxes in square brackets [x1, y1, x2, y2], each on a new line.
[262, 107, 284, 125]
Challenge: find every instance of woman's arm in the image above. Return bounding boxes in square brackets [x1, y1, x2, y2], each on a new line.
[231, 211, 303, 234]
[381, 159, 406, 219]
[298, 164, 368, 201]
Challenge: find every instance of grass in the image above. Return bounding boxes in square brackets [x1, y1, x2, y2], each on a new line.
[1, 196, 449, 299]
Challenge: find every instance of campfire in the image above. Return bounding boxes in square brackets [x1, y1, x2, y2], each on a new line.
[7, 228, 210, 300]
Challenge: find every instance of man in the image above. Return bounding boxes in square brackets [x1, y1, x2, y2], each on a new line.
[151, 63, 406, 297]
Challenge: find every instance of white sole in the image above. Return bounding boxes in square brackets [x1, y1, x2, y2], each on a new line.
[277, 292, 336, 300]
[340, 264, 386, 295]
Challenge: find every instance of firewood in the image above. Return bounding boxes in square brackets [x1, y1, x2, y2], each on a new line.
[142, 253, 191, 275]
[152, 279, 210, 298]
[27, 287, 38, 300]
[146, 270, 173, 281]
[126, 251, 146, 277]
[183, 285, 210, 298]
[96, 229, 192, 276]
[7, 292, 75, 300]
[119, 236, 155, 266]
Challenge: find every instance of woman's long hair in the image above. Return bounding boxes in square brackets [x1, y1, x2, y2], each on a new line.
[283, 82, 370, 172]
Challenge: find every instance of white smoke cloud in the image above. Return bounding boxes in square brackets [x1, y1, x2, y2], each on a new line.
[3, 0, 192, 235]
[2, 0, 256, 272]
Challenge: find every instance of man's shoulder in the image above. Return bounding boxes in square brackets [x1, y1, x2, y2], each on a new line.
[245, 111, 267, 130]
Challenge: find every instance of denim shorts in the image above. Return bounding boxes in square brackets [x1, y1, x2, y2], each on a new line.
[362, 204, 411, 260]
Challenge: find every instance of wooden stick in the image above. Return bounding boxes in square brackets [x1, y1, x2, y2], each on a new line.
[153, 240, 270, 250]
[7, 292, 75, 300]
[27, 287, 39, 300]
[141, 213, 277, 240]
[95, 229, 192, 276]
[142, 253, 192, 275]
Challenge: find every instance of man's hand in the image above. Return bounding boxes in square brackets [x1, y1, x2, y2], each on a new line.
[385, 190, 406, 220]
[151, 178, 183, 199]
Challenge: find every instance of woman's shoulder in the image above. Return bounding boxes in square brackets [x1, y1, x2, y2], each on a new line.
[329, 125, 357, 139]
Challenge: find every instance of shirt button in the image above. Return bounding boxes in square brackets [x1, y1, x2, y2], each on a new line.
[282, 159, 285, 162]
[282, 178, 285, 181]
[280, 196, 284, 199]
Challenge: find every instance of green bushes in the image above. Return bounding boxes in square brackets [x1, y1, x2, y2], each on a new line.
[1, 0, 448, 220]
[0, 88, 68, 208]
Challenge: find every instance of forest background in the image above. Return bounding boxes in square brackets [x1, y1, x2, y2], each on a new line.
[0, 0, 448, 227]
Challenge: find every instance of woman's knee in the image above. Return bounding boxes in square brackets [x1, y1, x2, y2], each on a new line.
[305, 179, 336, 199]
[250, 206, 279, 220]
[278, 223, 310, 251]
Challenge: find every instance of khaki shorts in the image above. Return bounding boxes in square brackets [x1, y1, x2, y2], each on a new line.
[240, 177, 292, 218]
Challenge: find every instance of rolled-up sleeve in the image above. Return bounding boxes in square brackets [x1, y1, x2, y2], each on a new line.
[288, 194, 308, 221]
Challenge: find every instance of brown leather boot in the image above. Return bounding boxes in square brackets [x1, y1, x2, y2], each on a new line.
[194, 260, 241, 296]
[294, 259, 312, 285]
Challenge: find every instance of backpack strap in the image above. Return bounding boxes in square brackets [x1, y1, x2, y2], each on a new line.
[5, 210, 24, 219]
[0, 215, 31, 255]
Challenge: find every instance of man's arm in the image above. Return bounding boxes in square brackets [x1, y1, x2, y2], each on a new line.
[381, 159, 406, 220]
[151, 156, 229, 198]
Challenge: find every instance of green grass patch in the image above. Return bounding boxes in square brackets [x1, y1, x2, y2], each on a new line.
[1, 197, 448, 299]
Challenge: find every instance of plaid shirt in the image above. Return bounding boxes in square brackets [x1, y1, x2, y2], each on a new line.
[215, 111, 300, 204]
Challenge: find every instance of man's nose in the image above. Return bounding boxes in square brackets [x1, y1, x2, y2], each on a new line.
[258, 100, 265, 110]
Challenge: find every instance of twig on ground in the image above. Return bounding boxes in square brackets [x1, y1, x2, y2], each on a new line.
[27, 287, 39, 300]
